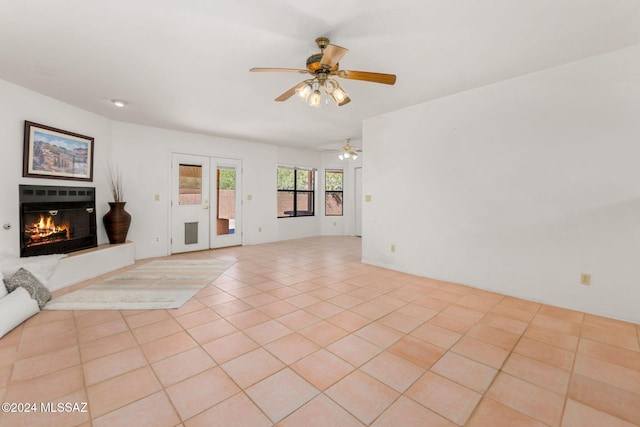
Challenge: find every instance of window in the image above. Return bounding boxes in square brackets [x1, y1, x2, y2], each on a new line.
[178, 164, 202, 205]
[277, 167, 315, 217]
[325, 169, 343, 216]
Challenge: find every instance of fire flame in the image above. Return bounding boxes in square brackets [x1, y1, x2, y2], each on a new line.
[26, 214, 69, 243]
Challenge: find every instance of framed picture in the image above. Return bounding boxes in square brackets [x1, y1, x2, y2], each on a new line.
[23, 121, 94, 181]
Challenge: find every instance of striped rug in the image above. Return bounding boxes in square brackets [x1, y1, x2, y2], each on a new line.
[44, 259, 233, 310]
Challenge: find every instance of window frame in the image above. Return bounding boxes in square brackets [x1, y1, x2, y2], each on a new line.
[277, 166, 315, 218]
[324, 169, 343, 217]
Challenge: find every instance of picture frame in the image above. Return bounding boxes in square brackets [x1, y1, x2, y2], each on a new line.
[23, 121, 94, 181]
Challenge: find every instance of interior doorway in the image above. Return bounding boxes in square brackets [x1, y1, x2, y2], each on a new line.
[354, 167, 362, 237]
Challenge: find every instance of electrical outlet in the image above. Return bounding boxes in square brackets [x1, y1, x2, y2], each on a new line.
[390, 244, 396, 253]
[580, 273, 591, 286]
[155, 236, 160, 242]
[365, 195, 372, 202]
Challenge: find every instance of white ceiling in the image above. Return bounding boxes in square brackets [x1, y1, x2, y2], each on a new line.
[1, 0, 638, 151]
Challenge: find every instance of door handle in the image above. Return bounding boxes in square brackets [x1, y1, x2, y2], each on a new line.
[204, 206, 209, 210]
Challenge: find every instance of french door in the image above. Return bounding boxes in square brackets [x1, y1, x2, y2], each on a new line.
[171, 154, 242, 253]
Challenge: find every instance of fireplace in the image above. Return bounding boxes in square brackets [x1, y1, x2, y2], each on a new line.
[19, 185, 97, 257]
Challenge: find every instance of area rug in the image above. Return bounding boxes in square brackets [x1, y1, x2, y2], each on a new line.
[44, 259, 234, 310]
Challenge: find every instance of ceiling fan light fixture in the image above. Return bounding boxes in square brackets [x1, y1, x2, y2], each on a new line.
[331, 86, 348, 104]
[296, 83, 312, 100]
[308, 90, 322, 107]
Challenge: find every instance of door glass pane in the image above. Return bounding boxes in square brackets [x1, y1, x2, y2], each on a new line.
[216, 167, 236, 235]
[179, 164, 202, 205]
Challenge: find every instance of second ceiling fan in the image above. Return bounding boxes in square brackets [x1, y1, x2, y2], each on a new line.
[250, 37, 396, 107]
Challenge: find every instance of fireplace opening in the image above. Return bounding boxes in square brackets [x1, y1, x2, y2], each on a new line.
[20, 185, 97, 257]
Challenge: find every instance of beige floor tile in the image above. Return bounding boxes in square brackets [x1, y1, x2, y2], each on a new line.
[87, 366, 162, 418]
[244, 319, 293, 345]
[377, 312, 423, 334]
[166, 367, 239, 420]
[326, 334, 383, 367]
[577, 338, 640, 372]
[573, 353, 640, 395]
[221, 348, 285, 388]
[140, 331, 198, 363]
[388, 335, 446, 369]
[187, 318, 237, 344]
[432, 352, 497, 393]
[11, 345, 81, 382]
[428, 312, 476, 334]
[277, 310, 321, 331]
[264, 333, 320, 365]
[83, 347, 148, 386]
[291, 349, 354, 390]
[152, 346, 216, 387]
[355, 322, 404, 349]
[561, 399, 638, 427]
[513, 336, 575, 371]
[226, 308, 270, 330]
[410, 322, 462, 349]
[93, 391, 180, 427]
[451, 336, 510, 369]
[569, 374, 640, 425]
[486, 373, 565, 426]
[298, 320, 349, 346]
[467, 398, 547, 427]
[406, 371, 481, 425]
[278, 394, 364, 427]
[184, 392, 272, 427]
[581, 323, 640, 351]
[502, 352, 570, 394]
[79, 331, 138, 362]
[131, 318, 184, 344]
[201, 331, 259, 364]
[246, 368, 319, 423]
[326, 310, 371, 332]
[372, 396, 456, 427]
[325, 370, 399, 424]
[524, 324, 579, 351]
[467, 323, 520, 350]
[361, 351, 424, 392]
[173, 308, 220, 329]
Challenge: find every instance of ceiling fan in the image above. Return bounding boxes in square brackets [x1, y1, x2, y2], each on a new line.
[250, 37, 396, 107]
[338, 138, 361, 160]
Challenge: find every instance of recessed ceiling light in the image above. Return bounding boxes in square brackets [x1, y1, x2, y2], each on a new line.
[111, 99, 127, 108]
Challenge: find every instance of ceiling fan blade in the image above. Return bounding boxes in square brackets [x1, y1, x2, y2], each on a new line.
[320, 44, 348, 68]
[274, 81, 307, 102]
[250, 67, 308, 74]
[338, 70, 396, 85]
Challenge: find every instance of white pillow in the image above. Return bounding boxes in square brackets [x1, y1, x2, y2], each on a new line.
[0, 252, 66, 285]
[0, 272, 6, 299]
[0, 287, 40, 338]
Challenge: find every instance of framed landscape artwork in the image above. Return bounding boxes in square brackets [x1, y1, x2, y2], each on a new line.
[23, 121, 94, 181]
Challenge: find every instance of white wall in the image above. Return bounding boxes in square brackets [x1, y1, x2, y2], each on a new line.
[1, 79, 355, 261]
[0, 80, 113, 255]
[362, 44, 640, 323]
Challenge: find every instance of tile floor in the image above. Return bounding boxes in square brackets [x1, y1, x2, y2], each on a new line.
[1, 236, 639, 426]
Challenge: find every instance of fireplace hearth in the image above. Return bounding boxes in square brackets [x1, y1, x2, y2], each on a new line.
[19, 185, 97, 257]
